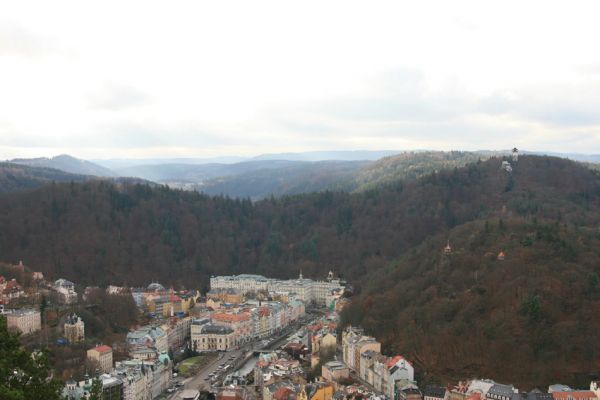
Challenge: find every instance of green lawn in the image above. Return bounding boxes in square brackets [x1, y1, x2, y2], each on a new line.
[179, 354, 217, 376]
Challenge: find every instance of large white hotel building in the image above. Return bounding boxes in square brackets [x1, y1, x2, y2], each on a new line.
[209, 271, 345, 306]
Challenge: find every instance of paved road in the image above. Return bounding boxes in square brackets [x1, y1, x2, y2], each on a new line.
[167, 314, 317, 399]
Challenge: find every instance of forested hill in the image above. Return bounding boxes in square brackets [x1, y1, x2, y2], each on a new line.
[0, 155, 597, 289]
[342, 218, 600, 389]
[0, 163, 91, 194]
[0, 155, 599, 387]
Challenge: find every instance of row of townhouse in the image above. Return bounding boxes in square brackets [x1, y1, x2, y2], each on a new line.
[126, 325, 169, 360]
[209, 272, 345, 306]
[64, 354, 173, 400]
[72, 326, 175, 398]
[342, 326, 416, 400]
[161, 316, 192, 352]
[129, 283, 199, 315]
[445, 379, 600, 400]
[191, 300, 306, 351]
[342, 327, 381, 372]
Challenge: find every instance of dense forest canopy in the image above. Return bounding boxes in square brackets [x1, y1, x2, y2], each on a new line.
[0, 156, 598, 287]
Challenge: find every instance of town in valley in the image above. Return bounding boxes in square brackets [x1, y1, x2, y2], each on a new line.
[2, 260, 598, 400]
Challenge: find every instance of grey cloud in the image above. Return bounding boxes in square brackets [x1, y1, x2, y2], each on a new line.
[0, 21, 66, 58]
[87, 120, 249, 149]
[263, 68, 600, 153]
[87, 83, 151, 111]
[304, 69, 472, 123]
[478, 81, 600, 127]
[285, 68, 600, 133]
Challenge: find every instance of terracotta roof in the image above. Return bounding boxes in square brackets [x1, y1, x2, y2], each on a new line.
[274, 387, 295, 400]
[91, 345, 112, 353]
[387, 354, 412, 368]
[259, 307, 270, 317]
[552, 392, 596, 400]
[213, 312, 250, 322]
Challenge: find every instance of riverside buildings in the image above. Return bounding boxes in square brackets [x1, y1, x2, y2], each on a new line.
[210, 271, 345, 306]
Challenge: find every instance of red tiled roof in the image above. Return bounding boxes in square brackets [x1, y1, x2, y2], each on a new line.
[552, 392, 596, 400]
[213, 312, 250, 322]
[274, 387, 294, 400]
[386, 354, 413, 368]
[259, 307, 270, 317]
[91, 345, 112, 353]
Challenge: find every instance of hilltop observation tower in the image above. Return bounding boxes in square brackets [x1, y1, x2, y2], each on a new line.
[512, 147, 519, 162]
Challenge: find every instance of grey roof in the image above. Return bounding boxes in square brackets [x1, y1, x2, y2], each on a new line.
[549, 385, 572, 393]
[527, 393, 553, 400]
[488, 384, 516, 397]
[324, 361, 347, 370]
[201, 324, 233, 334]
[424, 386, 446, 399]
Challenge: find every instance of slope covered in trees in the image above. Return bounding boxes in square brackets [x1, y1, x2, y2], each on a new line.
[353, 151, 494, 191]
[10, 154, 116, 177]
[342, 218, 600, 389]
[0, 155, 597, 286]
[0, 163, 91, 194]
[196, 160, 365, 200]
[0, 156, 598, 386]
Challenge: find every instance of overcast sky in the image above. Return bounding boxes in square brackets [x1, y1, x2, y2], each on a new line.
[1, 1, 599, 160]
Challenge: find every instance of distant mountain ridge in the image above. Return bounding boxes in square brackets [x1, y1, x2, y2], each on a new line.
[0, 162, 153, 194]
[10, 154, 116, 177]
[114, 159, 308, 182]
[6, 150, 599, 200]
[196, 160, 368, 200]
[0, 163, 91, 194]
[250, 150, 402, 161]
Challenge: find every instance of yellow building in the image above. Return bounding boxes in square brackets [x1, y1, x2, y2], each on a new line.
[306, 383, 334, 400]
[6, 309, 41, 334]
[191, 324, 236, 351]
[320, 333, 337, 351]
[87, 345, 113, 373]
[64, 313, 85, 344]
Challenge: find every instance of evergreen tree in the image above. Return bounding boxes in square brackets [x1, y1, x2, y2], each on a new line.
[0, 316, 63, 400]
[88, 377, 103, 400]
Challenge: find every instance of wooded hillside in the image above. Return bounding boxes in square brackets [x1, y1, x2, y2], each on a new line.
[0, 155, 599, 387]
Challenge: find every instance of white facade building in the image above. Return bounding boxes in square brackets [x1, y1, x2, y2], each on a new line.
[209, 272, 344, 306]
